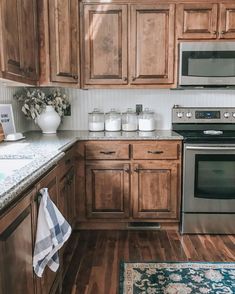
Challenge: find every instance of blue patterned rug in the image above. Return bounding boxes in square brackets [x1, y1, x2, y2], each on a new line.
[119, 262, 235, 294]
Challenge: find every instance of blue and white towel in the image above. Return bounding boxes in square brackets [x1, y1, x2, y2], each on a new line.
[33, 188, 72, 277]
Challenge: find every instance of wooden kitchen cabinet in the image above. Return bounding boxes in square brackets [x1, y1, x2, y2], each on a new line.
[86, 162, 130, 219]
[83, 4, 128, 86]
[38, 0, 80, 86]
[57, 146, 76, 228]
[76, 140, 182, 229]
[130, 4, 175, 85]
[0, 189, 36, 294]
[132, 162, 179, 219]
[219, 3, 235, 39]
[176, 3, 218, 39]
[0, 0, 39, 84]
[35, 167, 61, 294]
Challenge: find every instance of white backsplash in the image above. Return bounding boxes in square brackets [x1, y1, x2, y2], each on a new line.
[0, 86, 235, 132]
[61, 88, 235, 130]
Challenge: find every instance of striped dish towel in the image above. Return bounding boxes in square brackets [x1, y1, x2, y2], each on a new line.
[33, 188, 72, 277]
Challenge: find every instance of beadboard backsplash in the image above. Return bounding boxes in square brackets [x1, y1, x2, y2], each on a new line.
[0, 85, 34, 133]
[0, 86, 234, 132]
[60, 89, 235, 130]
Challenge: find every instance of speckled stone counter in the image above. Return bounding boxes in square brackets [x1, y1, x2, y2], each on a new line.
[0, 130, 182, 212]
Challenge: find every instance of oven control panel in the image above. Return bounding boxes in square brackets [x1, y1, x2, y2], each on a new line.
[172, 106, 235, 123]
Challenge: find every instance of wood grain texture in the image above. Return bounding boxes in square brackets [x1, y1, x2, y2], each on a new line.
[176, 3, 218, 39]
[86, 162, 130, 218]
[83, 4, 128, 85]
[132, 141, 180, 160]
[132, 161, 179, 219]
[49, 0, 80, 83]
[85, 142, 130, 160]
[0, 123, 4, 142]
[130, 4, 175, 85]
[0, 189, 35, 294]
[219, 3, 235, 39]
[62, 231, 235, 294]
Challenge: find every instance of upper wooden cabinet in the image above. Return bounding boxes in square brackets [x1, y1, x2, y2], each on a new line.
[130, 4, 175, 85]
[39, 0, 80, 86]
[177, 2, 235, 40]
[0, 0, 38, 84]
[219, 3, 235, 39]
[82, 3, 175, 87]
[83, 4, 128, 85]
[176, 3, 218, 39]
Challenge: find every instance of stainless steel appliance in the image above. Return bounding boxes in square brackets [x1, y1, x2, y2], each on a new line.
[172, 106, 235, 234]
[179, 42, 235, 86]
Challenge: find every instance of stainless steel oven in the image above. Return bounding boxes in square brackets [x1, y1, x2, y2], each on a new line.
[182, 144, 235, 234]
[172, 106, 235, 234]
[179, 42, 235, 86]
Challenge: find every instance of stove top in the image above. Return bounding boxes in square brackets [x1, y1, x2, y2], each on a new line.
[172, 106, 235, 143]
[174, 130, 235, 143]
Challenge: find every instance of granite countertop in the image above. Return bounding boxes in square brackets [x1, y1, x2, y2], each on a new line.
[0, 130, 183, 212]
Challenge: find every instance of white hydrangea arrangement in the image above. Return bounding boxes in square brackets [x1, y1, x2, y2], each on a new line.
[14, 88, 70, 120]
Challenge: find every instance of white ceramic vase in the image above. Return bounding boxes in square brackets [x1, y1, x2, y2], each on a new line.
[36, 106, 61, 134]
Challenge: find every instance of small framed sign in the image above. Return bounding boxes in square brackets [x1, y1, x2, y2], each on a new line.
[0, 104, 16, 135]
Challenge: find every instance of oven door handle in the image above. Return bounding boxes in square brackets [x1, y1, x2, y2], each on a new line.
[186, 146, 235, 151]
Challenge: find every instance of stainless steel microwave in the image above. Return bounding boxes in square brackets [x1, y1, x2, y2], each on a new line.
[179, 42, 235, 86]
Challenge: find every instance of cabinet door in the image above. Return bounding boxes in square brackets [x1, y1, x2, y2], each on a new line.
[1, 0, 23, 76]
[130, 4, 175, 85]
[58, 173, 69, 221]
[219, 3, 235, 39]
[83, 4, 128, 85]
[132, 162, 179, 219]
[49, 0, 79, 83]
[67, 167, 76, 227]
[1, 0, 38, 82]
[176, 3, 218, 39]
[86, 162, 130, 218]
[35, 168, 60, 294]
[20, 0, 39, 81]
[0, 190, 35, 294]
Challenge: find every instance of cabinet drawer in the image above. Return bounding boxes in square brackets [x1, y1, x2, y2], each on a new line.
[85, 143, 130, 160]
[133, 141, 180, 160]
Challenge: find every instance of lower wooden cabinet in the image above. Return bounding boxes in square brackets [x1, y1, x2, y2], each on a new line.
[0, 155, 77, 294]
[0, 189, 36, 294]
[86, 162, 130, 218]
[132, 162, 179, 219]
[77, 140, 182, 228]
[35, 167, 60, 294]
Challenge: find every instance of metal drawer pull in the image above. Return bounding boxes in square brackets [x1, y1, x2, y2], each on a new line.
[100, 151, 116, 155]
[147, 150, 164, 154]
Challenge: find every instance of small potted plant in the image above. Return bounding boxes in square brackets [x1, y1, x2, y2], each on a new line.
[14, 88, 70, 134]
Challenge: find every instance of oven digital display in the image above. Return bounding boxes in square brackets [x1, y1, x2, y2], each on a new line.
[195, 111, 220, 119]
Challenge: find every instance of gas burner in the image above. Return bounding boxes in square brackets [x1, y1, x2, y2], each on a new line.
[203, 130, 223, 135]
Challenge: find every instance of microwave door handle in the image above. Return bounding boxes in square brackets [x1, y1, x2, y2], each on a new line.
[186, 146, 235, 151]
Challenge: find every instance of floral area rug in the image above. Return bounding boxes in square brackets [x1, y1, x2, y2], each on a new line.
[119, 262, 235, 294]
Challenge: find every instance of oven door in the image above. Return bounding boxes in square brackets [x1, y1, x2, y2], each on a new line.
[183, 144, 235, 213]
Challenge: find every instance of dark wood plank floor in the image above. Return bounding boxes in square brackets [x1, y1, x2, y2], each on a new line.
[62, 230, 235, 294]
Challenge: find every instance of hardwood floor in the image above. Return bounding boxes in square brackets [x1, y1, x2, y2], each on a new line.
[62, 230, 235, 294]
